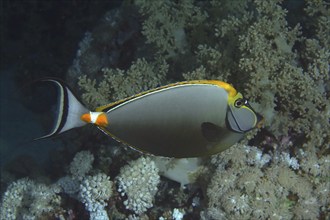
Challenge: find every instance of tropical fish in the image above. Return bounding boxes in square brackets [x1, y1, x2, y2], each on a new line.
[38, 79, 263, 158]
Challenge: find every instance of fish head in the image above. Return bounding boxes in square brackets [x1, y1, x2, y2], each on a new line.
[226, 92, 263, 133]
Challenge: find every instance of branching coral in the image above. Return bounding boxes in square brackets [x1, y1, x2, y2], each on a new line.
[0, 178, 31, 220]
[56, 151, 95, 197]
[79, 173, 113, 220]
[69, 150, 94, 180]
[204, 143, 329, 219]
[116, 157, 160, 215]
[226, 0, 329, 151]
[78, 58, 168, 108]
[62, 150, 116, 220]
[57, 151, 114, 220]
[0, 178, 62, 220]
[135, 0, 207, 56]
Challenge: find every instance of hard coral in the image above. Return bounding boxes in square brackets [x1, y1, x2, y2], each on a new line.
[0, 178, 31, 220]
[116, 157, 160, 215]
[204, 143, 328, 219]
[0, 178, 61, 220]
[79, 173, 113, 220]
[64, 0, 329, 218]
[69, 150, 94, 180]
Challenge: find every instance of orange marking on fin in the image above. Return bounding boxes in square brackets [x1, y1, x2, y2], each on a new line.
[81, 113, 91, 123]
[95, 113, 108, 127]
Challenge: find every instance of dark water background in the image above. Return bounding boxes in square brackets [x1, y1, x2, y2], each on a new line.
[0, 0, 121, 170]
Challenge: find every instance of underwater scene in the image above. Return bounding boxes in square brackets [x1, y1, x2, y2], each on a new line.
[0, 0, 329, 219]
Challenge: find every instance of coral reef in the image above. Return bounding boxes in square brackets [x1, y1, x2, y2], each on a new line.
[69, 150, 94, 180]
[77, 0, 329, 154]
[1, 0, 329, 219]
[134, 0, 208, 57]
[116, 157, 160, 215]
[202, 143, 329, 219]
[0, 178, 62, 220]
[79, 173, 113, 220]
[236, 0, 329, 149]
[59, 151, 113, 220]
[78, 58, 168, 107]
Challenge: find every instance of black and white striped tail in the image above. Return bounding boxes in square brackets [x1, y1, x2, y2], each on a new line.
[35, 79, 89, 140]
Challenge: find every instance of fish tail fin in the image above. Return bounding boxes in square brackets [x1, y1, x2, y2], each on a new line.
[35, 79, 90, 140]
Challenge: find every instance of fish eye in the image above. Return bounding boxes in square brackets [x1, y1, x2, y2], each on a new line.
[234, 98, 245, 108]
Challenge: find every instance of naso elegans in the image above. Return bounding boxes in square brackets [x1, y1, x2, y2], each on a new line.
[38, 79, 263, 158]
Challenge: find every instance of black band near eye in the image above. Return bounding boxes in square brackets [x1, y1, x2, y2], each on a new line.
[234, 98, 245, 108]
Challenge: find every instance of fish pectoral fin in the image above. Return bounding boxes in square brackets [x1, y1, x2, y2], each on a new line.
[201, 122, 226, 142]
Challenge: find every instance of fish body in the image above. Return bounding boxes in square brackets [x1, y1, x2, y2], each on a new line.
[39, 80, 263, 158]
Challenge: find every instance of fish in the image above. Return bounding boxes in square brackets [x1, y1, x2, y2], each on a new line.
[37, 79, 263, 158]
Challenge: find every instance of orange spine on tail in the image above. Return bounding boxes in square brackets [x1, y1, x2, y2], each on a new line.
[81, 112, 108, 127]
[81, 113, 92, 123]
[95, 113, 108, 127]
